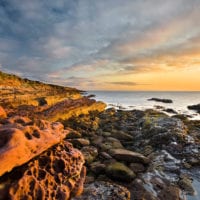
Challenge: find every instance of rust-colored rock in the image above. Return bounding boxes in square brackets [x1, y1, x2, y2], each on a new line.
[0, 106, 7, 119]
[42, 97, 106, 121]
[0, 116, 70, 176]
[0, 141, 85, 200]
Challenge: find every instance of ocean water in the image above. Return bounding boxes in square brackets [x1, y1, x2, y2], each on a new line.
[88, 91, 200, 120]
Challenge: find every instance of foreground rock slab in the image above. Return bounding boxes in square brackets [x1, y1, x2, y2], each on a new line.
[0, 116, 69, 176]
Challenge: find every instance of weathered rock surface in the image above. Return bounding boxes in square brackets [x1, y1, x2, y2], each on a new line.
[109, 149, 150, 164]
[72, 181, 130, 200]
[0, 141, 86, 200]
[9, 142, 85, 200]
[0, 116, 70, 176]
[42, 97, 106, 121]
[0, 106, 7, 119]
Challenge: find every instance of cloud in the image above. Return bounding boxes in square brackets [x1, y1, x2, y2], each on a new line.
[107, 81, 139, 86]
[0, 0, 200, 90]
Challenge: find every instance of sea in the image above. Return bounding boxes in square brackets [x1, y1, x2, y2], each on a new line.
[87, 91, 200, 120]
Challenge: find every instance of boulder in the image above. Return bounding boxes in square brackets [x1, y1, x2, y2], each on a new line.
[106, 162, 136, 182]
[0, 117, 69, 176]
[109, 149, 150, 164]
[1, 141, 86, 200]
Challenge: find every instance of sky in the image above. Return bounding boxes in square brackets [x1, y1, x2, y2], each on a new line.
[0, 0, 200, 91]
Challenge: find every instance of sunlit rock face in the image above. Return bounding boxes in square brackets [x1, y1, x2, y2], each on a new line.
[0, 114, 86, 200]
[8, 142, 86, 200]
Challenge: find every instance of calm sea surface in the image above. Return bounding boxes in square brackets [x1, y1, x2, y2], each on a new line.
[87, 91, 200, 120]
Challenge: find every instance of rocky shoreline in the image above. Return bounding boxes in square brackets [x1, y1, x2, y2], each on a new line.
[65, 107, 200, 200]
[0, 94, 200, 199]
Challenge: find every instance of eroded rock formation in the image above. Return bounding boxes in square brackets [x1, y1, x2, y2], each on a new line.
[0, 113, 86, 200]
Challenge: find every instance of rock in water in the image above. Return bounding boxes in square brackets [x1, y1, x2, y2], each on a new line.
[148, 98, 173, 103]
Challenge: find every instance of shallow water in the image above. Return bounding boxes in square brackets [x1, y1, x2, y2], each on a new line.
[88, 91, 200, 120]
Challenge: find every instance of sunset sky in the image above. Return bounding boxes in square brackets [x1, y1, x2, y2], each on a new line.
[0, 0, 200, 91]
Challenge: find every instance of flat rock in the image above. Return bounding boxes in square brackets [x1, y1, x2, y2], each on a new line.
[0, 106, 7, 119]
[109, 148, 150, 164]
[68, 138, 90, 147]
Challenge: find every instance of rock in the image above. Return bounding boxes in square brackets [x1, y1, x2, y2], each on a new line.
[163, 108, 178, 114]
[99, 152, 113, 160]
[72, 181, 130, 200]
[158, 186, 184, 200]
[129, 163, 145, 173]
[148, 98, 173, 103]
[0, 117, 69, 176]
[91, 135, 104, 147]
[110, 130, 134, 141]
[178, 174, 195, 195]
[81, 146, 98, 164]
[1, 141, 86, 200]
[109, 149, 150, 164]
[0, 106, 7, 119]
[142, 116, 188, 147]
[106, 162, 136, 182]
[100, 137, 124, 151]
[42, 97, 106, 121]
[68, 138, 90, 147]
[187, 103, 200, 114]
[65, 129, 82, 139]
[90, 161, 106, 174]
